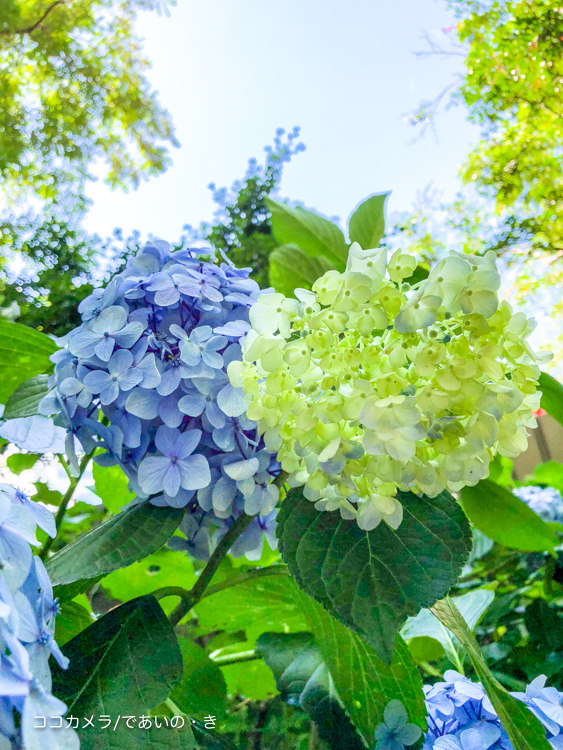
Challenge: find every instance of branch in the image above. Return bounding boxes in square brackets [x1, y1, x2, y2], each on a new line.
[0, 0, 67, 36]
[40, 449, 94, 558]
[169, 512, 254, 626]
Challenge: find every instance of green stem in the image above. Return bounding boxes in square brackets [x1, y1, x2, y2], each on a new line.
[419, 661, 442, 678]
[544, 554, 556, 597]
[169, 513, 254, 626]
[210, 649, 258, 667]
[152, 586, 191, 601]
[40, 450, 94, 558]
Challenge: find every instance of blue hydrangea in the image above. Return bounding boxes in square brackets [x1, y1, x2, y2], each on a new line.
[40, 241, 281, 559]
[422, 671, 563, 749]
[374, 700, 422, 750]
[513, 486, 563, 524]
[0, 485, 76, 750]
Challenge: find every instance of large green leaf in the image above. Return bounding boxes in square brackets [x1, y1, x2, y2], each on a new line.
[92, 462, 136, 513]
[256, 631, 365, 750]
[277, 486, 471, 663]
[46, 500, 184, 587]
[528, 460, 563, 493]
[52, 595, 193, 749]
[539, 371, 563, 428]
[0, 319, 57, 402]
[170, 638, 227, 720]
[461, 480, 559, 552]
[269, 244, 334, 296]
[401, 586, 495, 666]
[348, 192, 388, 249]
[2, 374, 50, 419]
[431, 598, 551, 750]
[194, 570, 307, 642]
[266, 197, 349, 269]
[297, 592, 426, 745]
[54, 599, 94, 646]
[221, 658, 277, 700]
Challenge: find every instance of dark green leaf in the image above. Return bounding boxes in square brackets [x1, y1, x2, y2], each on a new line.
[0, 319, 57, 402]
[92, 462, 136, 513]
[52, 595, 192, 750]
[539, 371, 563, 428]
[55, 600, 94, 646]
[269, 244, 334, 296]
[256, 631, 365, 750]
[461, 480, 559, 552]
[348, 193, 388, 249]
[46, 500, 184, 587]
[277, 486, 471, 662]
[266, 197, 348, 269]
[171, 639, 227, 719]
[296, 592, 427, 745]
[3, 374, 50, 419]
[54, 575, 105, 604]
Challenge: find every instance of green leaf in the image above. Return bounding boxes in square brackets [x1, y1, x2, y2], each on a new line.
[269, 244, 334, 296]
[296, 592, 426, 745]
[54, 575, 105, 604]
[52, 595, 193, 749]
[33, 481, 63, 506]
[46, 500, 184, 587]
[256, 631, 365, 750]
[170, 638, 227, 719]
[277, 486, 471, 663]
[194, 570, 307, 642]
[102, 548, 196, 604]
[6, 452, 39, 474]
[461, 479, 559, 552]
[266, 197, 349, 270]
[539, 371, 563, 428]
[401, 586, 495, 666]
[0, 319, 57, 402]
[221, 658, 277, 700]
[528, 460, 563, 493]
[92, 462, 136, 513]
[431, 598, 551, 750]
[55, 600, 94, 646]
[348, 193, 388, 249]
[2, 374, 50, 419]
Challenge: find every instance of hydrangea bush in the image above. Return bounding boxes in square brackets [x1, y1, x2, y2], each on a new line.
[230, 244, 550, 530]
[0, 484, 75, 750]
[40, 241, 281, 559]
[514, 486, 563, 524]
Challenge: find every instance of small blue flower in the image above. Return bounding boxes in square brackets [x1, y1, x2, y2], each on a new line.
[374, 700, 422, 750]
[69, 305, 145, 361]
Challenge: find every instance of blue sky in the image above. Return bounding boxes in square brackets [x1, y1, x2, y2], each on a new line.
[84, 0, 478, 240]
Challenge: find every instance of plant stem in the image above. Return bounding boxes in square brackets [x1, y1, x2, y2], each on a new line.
[544, 554, 555, 597]
[210, 650, 259, 667]
[169, 513, 254, 626]
[419, 661, 442, 678]
[153, 586, 191, 601]
[40, 450, 94, 558]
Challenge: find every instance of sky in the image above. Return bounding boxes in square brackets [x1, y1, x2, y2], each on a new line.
[84, 0, 478, 241]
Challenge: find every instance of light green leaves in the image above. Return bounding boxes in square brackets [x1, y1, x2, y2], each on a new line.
[92, 463, 136, 513]
[268, 244, 334, 296]
[0, 320, 57, 402]
[256, 631, 365, 750]
[539, 371, 563, 429]
[2, 373, 50, 419]
[461, 479, 560, 552]
[348, 193, 389, 250]
[52, 595, 193, 750]
[46, 500, 184, 588]
[266, 197, 349, 270]
[171, 639, 227, 720]
[296, 592, 427, 746]
[277, 487, 471, 663]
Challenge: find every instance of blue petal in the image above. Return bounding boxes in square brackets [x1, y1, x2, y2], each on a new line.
[217, 383, 249, 417]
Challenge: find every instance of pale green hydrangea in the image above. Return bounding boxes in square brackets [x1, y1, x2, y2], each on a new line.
[228, 243, 551, 531]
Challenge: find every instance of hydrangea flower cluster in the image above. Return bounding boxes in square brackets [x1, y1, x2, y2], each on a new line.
[40, 241, 280, 559]
[0, 484, 76, 750]
[514, 485, 563, 524]
[230, 244, 550, 531]
[422, 671, 563, 749]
